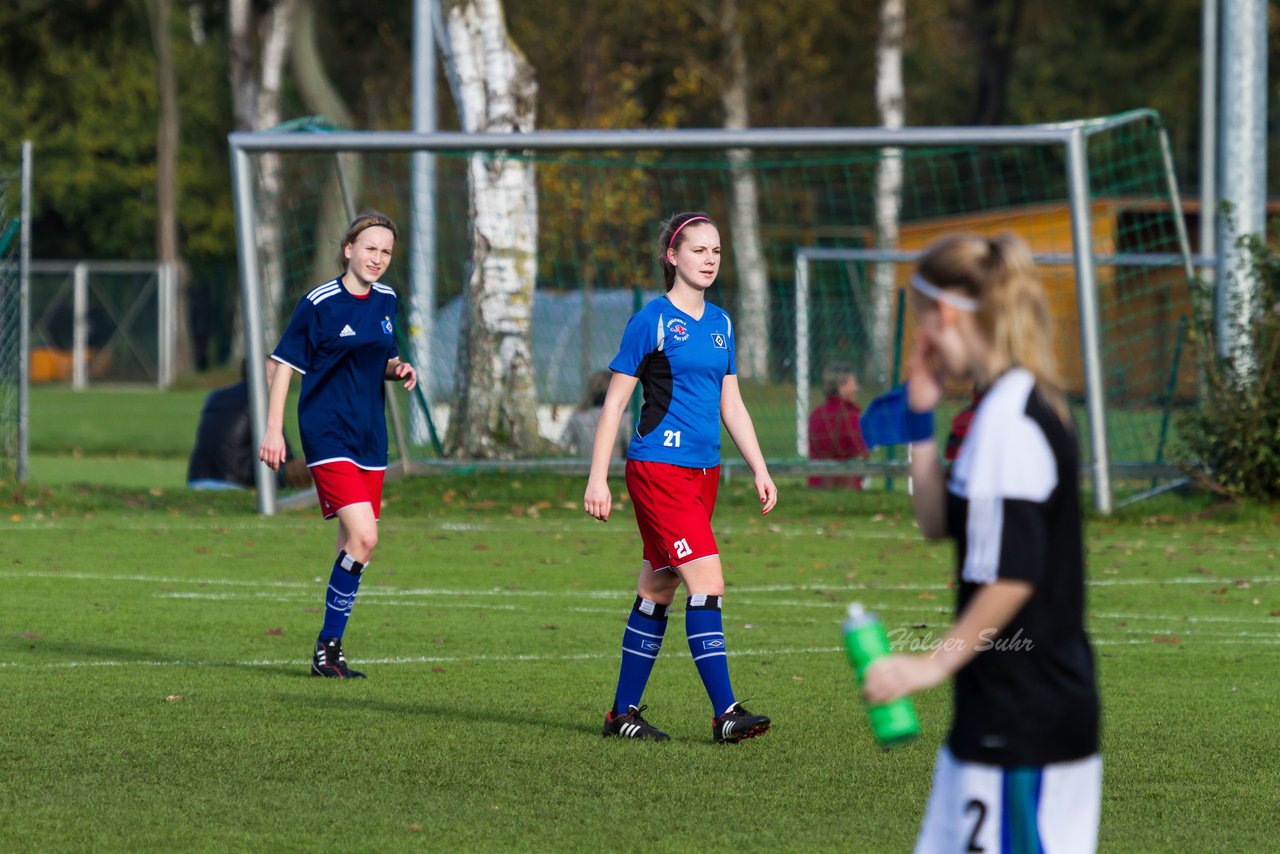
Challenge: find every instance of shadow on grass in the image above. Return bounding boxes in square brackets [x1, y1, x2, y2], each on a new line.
[279, 689, 601, 737]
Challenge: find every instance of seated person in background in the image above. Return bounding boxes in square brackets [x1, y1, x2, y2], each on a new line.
[188, 360, 310, 490]
[562, 369, 630, 459]
[807, 361, 870, 489]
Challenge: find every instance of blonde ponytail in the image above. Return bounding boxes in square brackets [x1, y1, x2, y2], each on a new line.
[916, 232, 1070, 423]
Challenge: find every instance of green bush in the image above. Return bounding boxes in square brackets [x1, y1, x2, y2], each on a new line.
[1177, 231, 1280, 500]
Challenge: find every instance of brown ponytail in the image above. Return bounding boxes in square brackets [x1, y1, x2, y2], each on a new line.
[916, 232, 1070, 423]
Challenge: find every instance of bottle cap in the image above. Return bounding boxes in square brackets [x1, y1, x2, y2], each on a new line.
[847, 602, 867, 621]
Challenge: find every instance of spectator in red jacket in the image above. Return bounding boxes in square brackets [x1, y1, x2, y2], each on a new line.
[808, 362, 870, 489]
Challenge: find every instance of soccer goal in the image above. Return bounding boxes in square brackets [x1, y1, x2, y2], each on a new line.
[0, 141, 32, 482]
[230, 109, 1197, 514]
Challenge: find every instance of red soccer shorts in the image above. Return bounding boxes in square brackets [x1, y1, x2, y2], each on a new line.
[310, 461, 384, 521]
[624, 459, 720, 571]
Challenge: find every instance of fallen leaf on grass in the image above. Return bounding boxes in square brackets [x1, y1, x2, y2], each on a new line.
[265, 627, 283, 636]
[15, 632, 40, 639]
[432, 666, 445, 673]
[409, 824, 423, 833]
[1152, 636, 1182, 644]
[165, 695, 183, 702]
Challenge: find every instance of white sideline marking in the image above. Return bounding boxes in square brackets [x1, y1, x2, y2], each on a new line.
[4, 569, 1275, 596]
[3, 633, 1277, 672]
[6, 517, 1279, 556]
[4, 569, 1276, 631]
[0, 645, 844, 671]
[154, 591, 517, 610]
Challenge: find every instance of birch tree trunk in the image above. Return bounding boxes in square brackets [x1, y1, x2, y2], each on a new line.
[436, 0, 542, 458]
[228, 0, 297, 353]
[721, 0, 770, 382]
[872, 0, 905, 385]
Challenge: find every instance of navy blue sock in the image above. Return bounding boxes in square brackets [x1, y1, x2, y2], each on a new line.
[319, 551, 364, 640]
[686, 594, 736, 715]
[612, 597, 670, 714]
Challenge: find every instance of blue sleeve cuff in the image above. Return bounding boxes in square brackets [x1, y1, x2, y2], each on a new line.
[905, 407, 935, 444]
[859, 384, 935, 449]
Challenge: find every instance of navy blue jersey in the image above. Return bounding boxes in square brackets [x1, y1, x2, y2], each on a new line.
[271, 278, 399, 470]
[609, 295, 735, 469]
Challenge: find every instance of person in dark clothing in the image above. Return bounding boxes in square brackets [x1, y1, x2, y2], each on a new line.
[187, 361, 308, 490]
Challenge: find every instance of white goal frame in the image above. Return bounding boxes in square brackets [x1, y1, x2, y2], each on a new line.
[230, 112, 1193, 514]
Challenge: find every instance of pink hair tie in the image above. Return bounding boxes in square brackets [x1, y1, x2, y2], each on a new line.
[667, 216, 710, 251]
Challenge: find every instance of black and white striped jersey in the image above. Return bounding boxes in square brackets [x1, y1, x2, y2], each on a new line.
[944, 368, 1100, 766]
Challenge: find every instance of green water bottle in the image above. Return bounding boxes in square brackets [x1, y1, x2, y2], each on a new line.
[842, 602, 921, 748]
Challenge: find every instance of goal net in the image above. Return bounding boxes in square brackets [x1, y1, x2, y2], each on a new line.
[231, 110, 1196, 513]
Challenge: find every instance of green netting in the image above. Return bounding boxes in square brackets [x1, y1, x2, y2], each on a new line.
[239, 112, 1194, 485]
[0, 163, 21, 480]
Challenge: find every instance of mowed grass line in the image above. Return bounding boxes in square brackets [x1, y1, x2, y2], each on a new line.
[2, 477, 1278, 851]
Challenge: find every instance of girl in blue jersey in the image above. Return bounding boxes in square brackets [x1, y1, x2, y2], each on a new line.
[863, 233, 1101, 853]
[584, 211, 778, 743]
[259, 211, 417, 679]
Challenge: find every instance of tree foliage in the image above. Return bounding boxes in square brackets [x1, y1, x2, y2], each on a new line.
[1177, 231, 1280, 501]
[1, 0, 1266, 371]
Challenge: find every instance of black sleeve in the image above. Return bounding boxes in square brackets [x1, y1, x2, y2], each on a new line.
[996, 498, 1048, 587]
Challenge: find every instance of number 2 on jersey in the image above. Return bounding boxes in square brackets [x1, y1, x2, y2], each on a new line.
[662, 430, 682, 448]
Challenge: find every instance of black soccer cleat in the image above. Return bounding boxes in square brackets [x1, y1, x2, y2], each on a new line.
[713, 701, 771, 743]
[310, 636, 366, 679]
[602, 704, 670, 741]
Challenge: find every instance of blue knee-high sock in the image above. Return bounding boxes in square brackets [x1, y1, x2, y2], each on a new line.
[612, 597, 670, 714]
[319, 551, 364, 640]
[686, 594, 736, 715]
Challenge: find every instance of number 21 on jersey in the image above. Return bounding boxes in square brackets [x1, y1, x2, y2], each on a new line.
[663, 430, 682, 447]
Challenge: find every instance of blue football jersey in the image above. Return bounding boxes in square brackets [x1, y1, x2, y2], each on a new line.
[271, 278, 400, 470]
[609, 295, 736, 468]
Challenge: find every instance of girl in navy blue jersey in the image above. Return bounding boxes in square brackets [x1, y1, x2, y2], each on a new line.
[584, 211, 777, 743]
[863, 233, 1101, 853]
[259, 211, 417, 679]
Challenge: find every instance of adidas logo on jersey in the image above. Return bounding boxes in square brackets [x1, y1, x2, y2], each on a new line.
[339, 325, 356, 337]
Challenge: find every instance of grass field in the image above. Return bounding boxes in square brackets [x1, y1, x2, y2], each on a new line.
[2, 470, 1278, 852]
[6, 385, 1275, 851]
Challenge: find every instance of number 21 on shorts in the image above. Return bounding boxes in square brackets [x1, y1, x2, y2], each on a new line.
[672, 538, 692, 560]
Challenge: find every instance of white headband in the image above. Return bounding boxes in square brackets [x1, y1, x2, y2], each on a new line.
[910, 275, 978, 312]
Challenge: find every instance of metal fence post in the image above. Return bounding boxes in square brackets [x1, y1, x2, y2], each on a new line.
[72, 261, 88, 391]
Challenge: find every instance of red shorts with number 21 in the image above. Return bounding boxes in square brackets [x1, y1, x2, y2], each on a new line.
[624, 459, 720, 571]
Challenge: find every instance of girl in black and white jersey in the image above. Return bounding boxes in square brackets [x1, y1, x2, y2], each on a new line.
[864, 233, 1102, 854]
